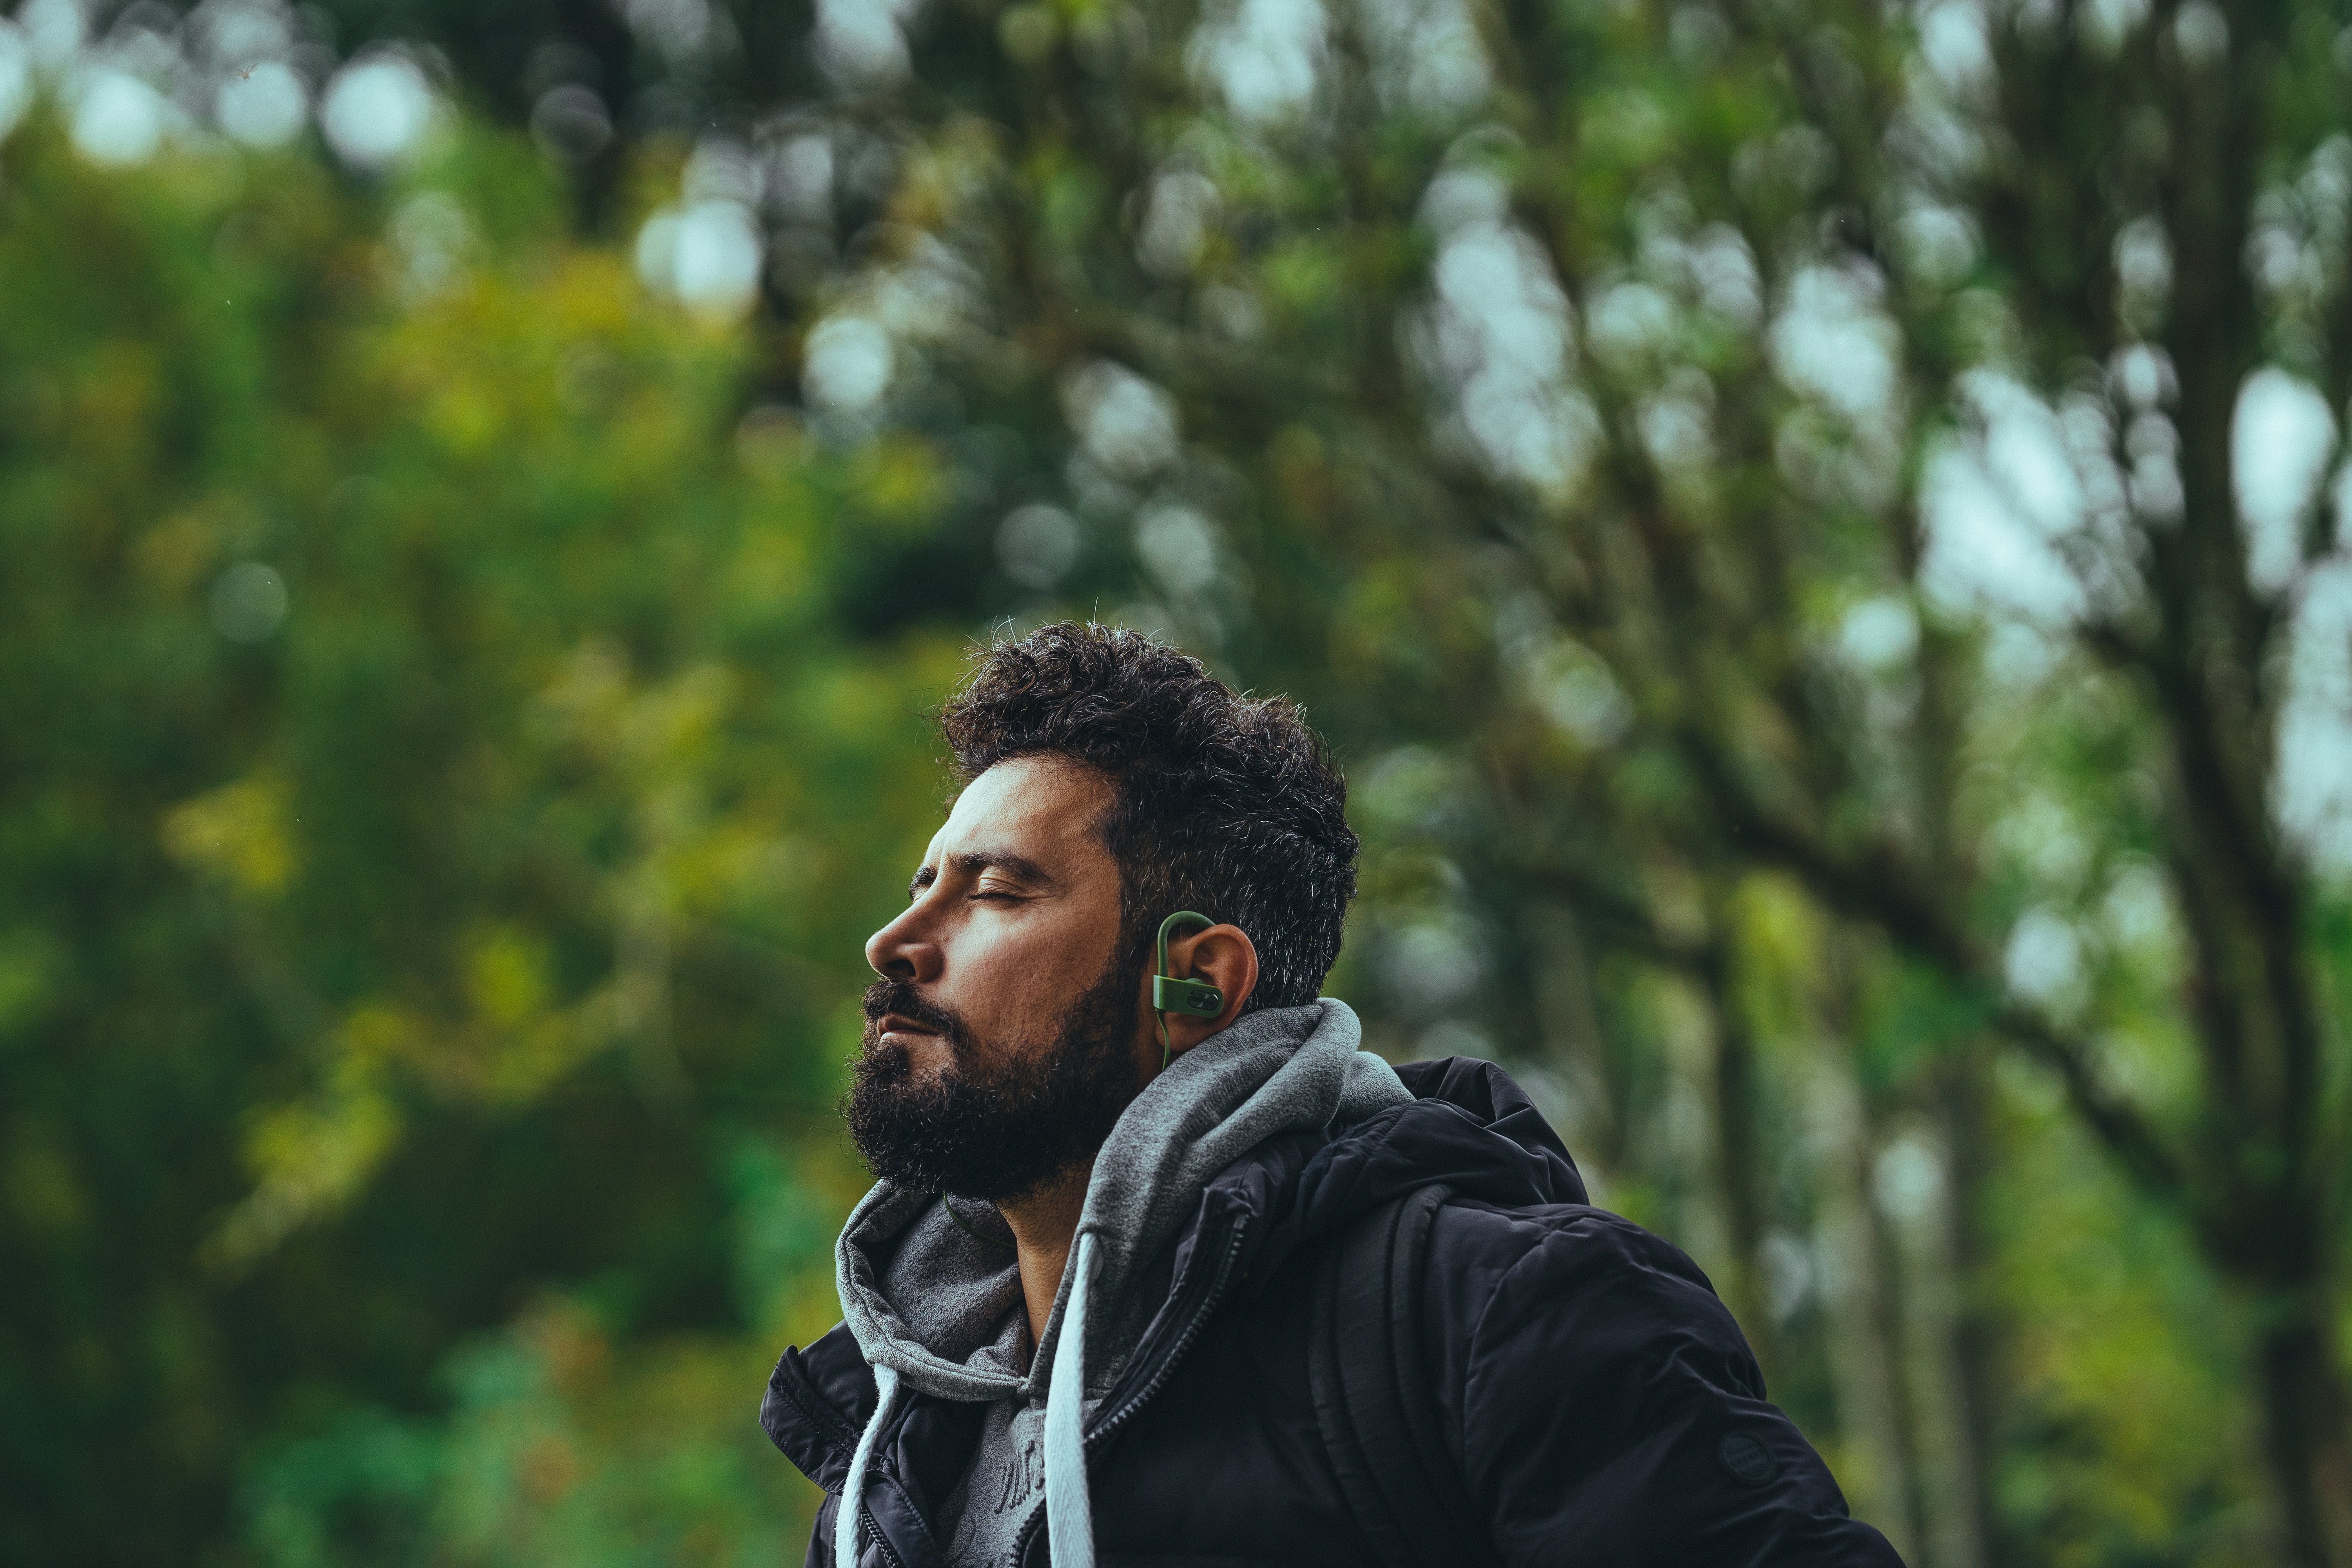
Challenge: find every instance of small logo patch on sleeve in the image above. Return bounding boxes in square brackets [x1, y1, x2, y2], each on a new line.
[1718, 1430, 1778, 1485]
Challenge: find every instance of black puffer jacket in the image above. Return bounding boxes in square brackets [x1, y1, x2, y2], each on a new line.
[760, 1058, 1903, 1567]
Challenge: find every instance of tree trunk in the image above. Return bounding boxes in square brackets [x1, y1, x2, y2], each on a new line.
[1815, 949, 1929, 1561]
[2147, 21, 2352, 1562]
[1524, 902, 1623, 1173]
[1866, 1160, 1934, 1567]
[1700, 886, 1776, 1379]
[1934, 1045, 2006, 1568]
[2250, 1285, 2352, 1568]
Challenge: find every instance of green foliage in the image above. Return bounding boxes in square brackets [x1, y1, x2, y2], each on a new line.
[15, 0, 2352, 1553]
[0, 109, 940, 1564]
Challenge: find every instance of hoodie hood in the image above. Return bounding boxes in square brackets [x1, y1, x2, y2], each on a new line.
[825, 998, 1409, 1568]
[760, 1046, 1586, 1488]
[782, 1028, 1588, 1568]
[761, 1052, 1908, 1568]
[833, 996, 1408, 1406]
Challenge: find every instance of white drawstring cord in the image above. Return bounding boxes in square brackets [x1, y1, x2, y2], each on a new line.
[1044, 1230, 1099, 1568]
[835, 1362, 901, 1568]
[838, 1233, 1098, 1568]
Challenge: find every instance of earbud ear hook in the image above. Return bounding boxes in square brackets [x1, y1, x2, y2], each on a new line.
[1152, 910, 1225, 1071]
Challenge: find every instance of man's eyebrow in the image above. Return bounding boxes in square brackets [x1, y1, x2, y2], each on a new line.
[948, 850, 1060, 889]
[905, 851, 1061, 899]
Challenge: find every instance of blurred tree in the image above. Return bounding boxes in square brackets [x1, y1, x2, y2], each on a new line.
[16, 0, 2352, 1563]
[679, 0, 2352, 1561]
[0, 105, 953, 1563]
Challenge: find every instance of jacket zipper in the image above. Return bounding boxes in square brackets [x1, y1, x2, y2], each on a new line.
[853, 1495, 908, 1568]
[1008, 1213, 1252, 1563]
[1083, 1217, 1249, 1447]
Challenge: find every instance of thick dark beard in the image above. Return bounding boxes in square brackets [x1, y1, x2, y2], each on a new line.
[844, 956, 1142, 1202]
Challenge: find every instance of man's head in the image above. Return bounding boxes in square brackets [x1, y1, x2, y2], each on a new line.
[848, 623, 1358, 1200]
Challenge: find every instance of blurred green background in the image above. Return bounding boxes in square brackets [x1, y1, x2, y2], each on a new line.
[6, 0, 2352, 1563]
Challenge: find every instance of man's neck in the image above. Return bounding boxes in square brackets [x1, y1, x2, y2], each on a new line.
[996, 1161, 1093, 1356]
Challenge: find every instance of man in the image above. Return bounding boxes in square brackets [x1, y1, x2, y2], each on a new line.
[760, 622, 1902, 1568]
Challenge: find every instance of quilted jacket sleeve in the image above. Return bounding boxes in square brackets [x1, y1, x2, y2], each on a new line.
[803, 1490, 836, 1568]
[1437, 1202, 1906, 1568]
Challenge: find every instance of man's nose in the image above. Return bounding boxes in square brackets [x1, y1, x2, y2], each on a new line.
[864, 905, 943, 983]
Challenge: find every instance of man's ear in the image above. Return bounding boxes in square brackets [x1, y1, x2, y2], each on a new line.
[1158, 923, 1259, 1060]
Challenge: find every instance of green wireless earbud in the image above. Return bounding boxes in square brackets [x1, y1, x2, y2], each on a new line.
[1153, 910, 1225, 1070]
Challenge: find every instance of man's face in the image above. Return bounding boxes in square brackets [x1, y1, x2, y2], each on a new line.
[848, 756, 1146, 1200]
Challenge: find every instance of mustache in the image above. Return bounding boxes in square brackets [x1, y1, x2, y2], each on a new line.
[860, 978, 968, 1045]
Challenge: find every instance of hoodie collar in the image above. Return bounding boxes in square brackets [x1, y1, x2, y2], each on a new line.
[833, 998, 1409, 1407]
[762, 1045, 1590, 1558]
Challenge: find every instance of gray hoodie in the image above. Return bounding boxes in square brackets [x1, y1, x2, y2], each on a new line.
[829, 998, 1410, 1568]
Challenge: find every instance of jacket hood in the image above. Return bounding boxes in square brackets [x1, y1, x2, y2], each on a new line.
[831, 996, 1411, 1408]
[764, 1049, 1908, 1568]
[766, 1045, 1587, 1490]
[1213, 1052, 1590, 1300]
[823, 998, 1415, 1568]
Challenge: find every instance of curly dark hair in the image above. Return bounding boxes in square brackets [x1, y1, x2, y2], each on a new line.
[940, 623, 1357, 1013]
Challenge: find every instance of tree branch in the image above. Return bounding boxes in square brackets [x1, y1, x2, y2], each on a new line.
[1678, 726, 2193, 1203]
[1991, 1004, 2189, 1203]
